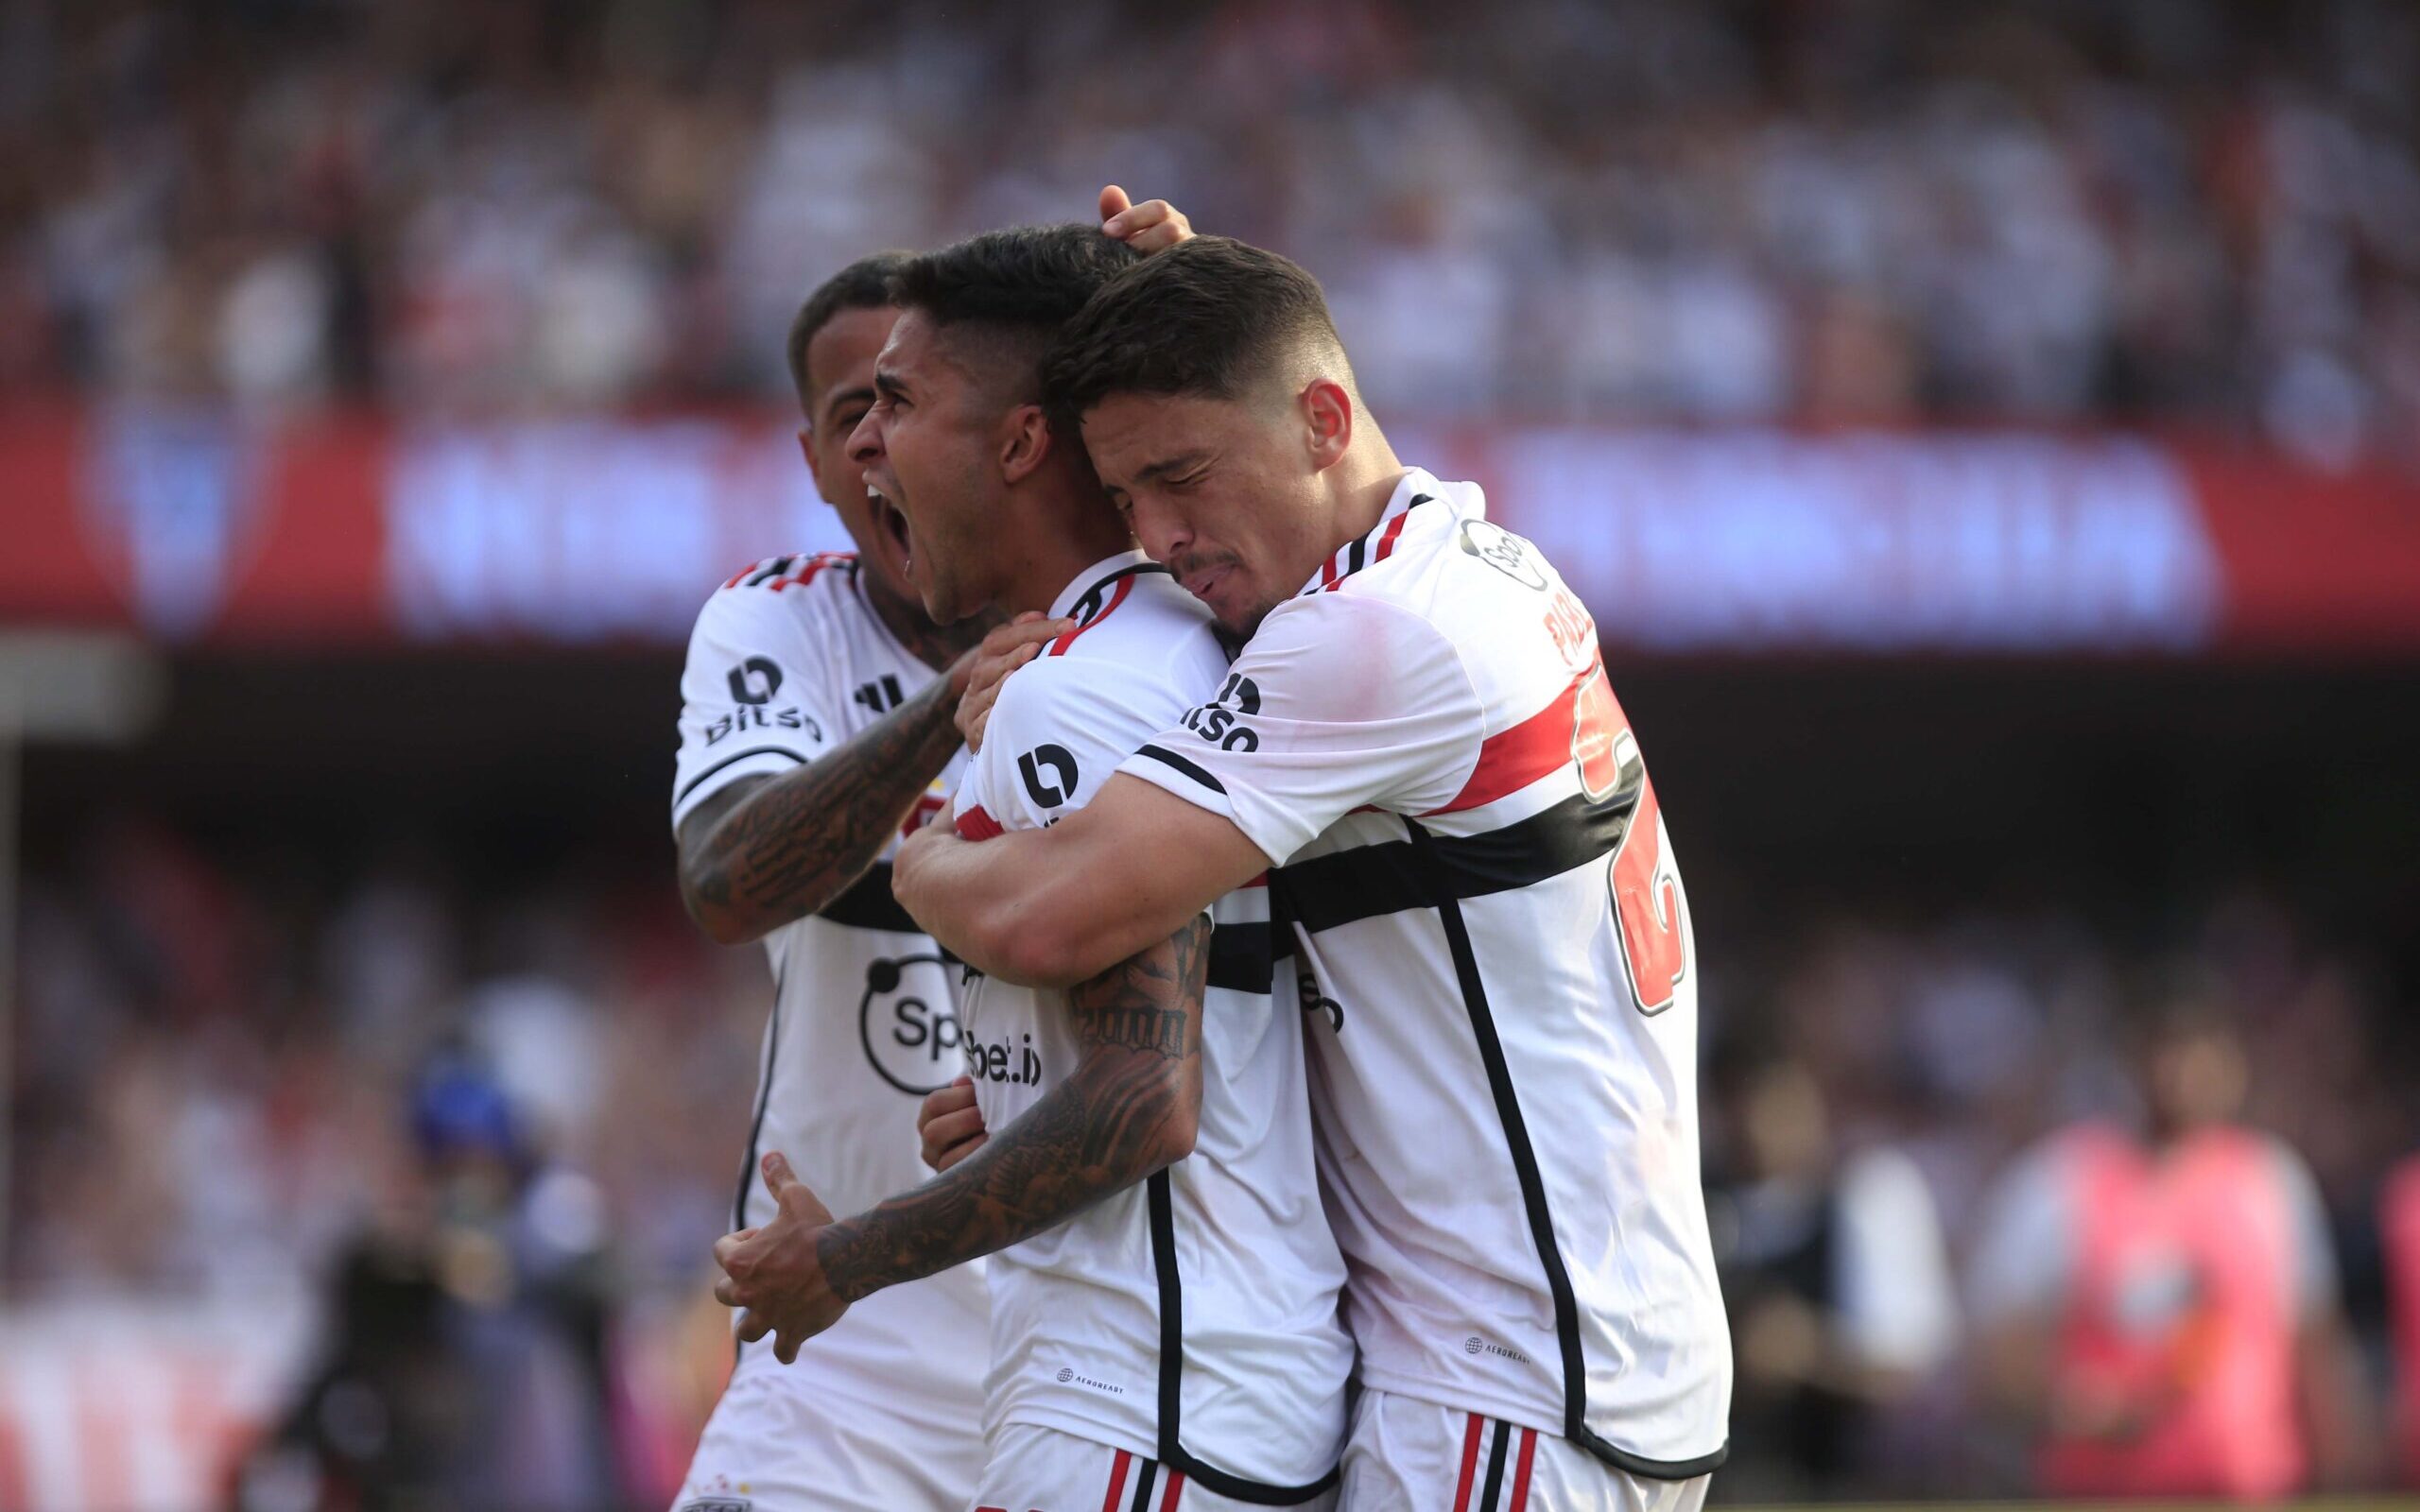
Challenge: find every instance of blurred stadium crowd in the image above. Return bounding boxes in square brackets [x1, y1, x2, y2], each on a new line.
[4, 0, 2419, 466]
[11, 816, 2417, 1500]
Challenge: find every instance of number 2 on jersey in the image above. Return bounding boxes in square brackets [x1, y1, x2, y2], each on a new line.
[1573, 662, 1686, 1016]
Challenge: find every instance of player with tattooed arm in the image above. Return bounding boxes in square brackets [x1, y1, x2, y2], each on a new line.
[668, 193, 1191, 1512]
[712, 225, 1351, 1511]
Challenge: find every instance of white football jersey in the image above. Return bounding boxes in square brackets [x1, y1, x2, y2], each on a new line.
[1118, 472, 1734, 1477]
[948, 551, 1353, 1502]
[670, 552, 986, 1418]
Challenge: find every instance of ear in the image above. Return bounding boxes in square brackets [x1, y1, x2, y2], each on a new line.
[1302, 378, 1355, 472]
[799, 426, 838, 507]
[997, 404, 1055, 486]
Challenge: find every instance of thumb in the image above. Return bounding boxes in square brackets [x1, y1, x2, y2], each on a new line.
[1099, 183, 1132, 227]
[761, 1149, 798, 1198]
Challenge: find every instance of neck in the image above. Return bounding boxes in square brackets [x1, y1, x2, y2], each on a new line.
[991, 477, 1138, 616]
[1322, 424, 1410, 555]
[865, 575, 992, 672]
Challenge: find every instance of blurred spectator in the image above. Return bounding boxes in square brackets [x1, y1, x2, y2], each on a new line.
[2388, 1157, 2420, 1487]
[3, 1, 2419, 461]
[1705, 1040, 1959, 1500]
[1965, 966, 2379, 1498]
[232, 1052, 624, 1512]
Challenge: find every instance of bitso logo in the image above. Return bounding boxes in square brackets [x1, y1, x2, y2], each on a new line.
[1457, 519, 1548, 591]
[1018, 744, 1079, 809]
[726, 657, 783, 704]
[1182, 672, 1262, 751]
[858, 953, 964, 1094]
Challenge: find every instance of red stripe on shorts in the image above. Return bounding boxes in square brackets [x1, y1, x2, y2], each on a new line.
[1508, 1428, 1539, 1511]
[1100, 1449, 1134, 1512]
[1451, 1412, 1485, 1512]
[1158, 1469, 1186, 1510]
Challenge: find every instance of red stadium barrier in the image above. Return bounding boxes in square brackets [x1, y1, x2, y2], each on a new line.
[6, 404, 2419, 654]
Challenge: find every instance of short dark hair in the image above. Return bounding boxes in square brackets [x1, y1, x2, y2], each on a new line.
[1043, 235, 1347, 429]
[786, 251, 913, 408]
[886, 224, 1142, 404]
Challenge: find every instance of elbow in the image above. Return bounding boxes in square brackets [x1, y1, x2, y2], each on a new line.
[679, 868, 767, 948]
[1154, 1089, 1201, 1166]
[1132, 1063, 1201, 1173]
[994, 913, 1100, 991]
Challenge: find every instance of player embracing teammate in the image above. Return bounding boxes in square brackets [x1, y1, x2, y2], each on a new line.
[684, 206, 1733, 1511]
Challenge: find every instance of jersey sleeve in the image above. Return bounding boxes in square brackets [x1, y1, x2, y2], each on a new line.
[1115, 593, 1488, 865]
[669, 578, 846, 833]
[956, 655, 1201, 839]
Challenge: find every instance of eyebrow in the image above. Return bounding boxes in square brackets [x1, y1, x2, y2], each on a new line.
[821, 384, 875, 424]
[873, 368, 908, 402]
[1132, 450, 1211, 483]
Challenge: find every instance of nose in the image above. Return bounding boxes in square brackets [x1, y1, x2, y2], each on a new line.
[846, 407, 884, 470]
[1128, 495, 1191, 565]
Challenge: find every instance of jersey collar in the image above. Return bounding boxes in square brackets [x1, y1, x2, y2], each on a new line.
[1296, 467, 1469, 597]
[1050, 549, 1167, 625]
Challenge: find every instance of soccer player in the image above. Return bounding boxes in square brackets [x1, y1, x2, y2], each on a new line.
[668, 194, 1191, 1512]
[893, 237, 1736, 1512]
[712, 224, 1352, 1511]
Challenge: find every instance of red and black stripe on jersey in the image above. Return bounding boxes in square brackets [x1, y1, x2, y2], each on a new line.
[1305, 493, 1428, 596]
[722, 551, 856, 592]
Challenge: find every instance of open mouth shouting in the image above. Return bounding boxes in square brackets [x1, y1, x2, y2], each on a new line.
[864, 477, 915, 576]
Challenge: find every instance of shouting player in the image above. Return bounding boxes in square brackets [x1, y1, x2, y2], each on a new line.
[668, 194, 1190, 1512]
[895, 238, 1735, 1512]
[712, 224, 1352, 1511]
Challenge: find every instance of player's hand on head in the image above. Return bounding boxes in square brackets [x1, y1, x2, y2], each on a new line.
[712, 1150, 847, 1363]
[1100, 184, 1194, 255]
[955, 611, 1070, 750]
[917, 1075, 989, 1173]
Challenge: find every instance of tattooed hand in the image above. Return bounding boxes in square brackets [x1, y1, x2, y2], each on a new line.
[715, 1151, 848, 1364]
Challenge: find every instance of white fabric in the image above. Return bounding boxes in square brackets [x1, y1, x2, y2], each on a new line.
[947, 553, 1352, 1494]
[972, 1423, 1340, 1512]
[1119, 472, 1733, 1469]
[1339, 1389, 1714, 1512]
[673, 1337, 983, 1512]
[668, 553, 985, 1503]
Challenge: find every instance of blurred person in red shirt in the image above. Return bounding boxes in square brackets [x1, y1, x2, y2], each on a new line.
[2386, 1156, 2420, 1486]
[1968, 965, 2378, 1498]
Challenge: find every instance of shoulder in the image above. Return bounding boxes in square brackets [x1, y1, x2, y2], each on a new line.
[688, 552, 860, 644]
[1245, 585, 1477, 713]
[1048, 570, 1228, 689]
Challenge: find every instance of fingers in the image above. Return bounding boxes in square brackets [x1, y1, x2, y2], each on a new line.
[715, 1272, 742, 1306]
[933, 1132, 989, 1173]
[955, 617, 1069, 751]
[712, 1227, 757, 1273]
[775, 1328, 803, 1366]
[736, 1308, 771, 1344]
[921, 1108, 989, 1171]
[917, 1076, 978, 1133]
[1104, 193, 1194, 254]
[1099, 184, 1132, 224]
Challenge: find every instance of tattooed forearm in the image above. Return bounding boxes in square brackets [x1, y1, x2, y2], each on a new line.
[677, 678, 961, 943]
[813, 915, 1211, 1301]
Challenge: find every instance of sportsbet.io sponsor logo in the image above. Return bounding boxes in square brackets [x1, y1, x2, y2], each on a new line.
[858, 953, 964, 1095]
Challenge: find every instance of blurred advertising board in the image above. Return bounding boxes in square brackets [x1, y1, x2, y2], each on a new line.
[5, 404, 2418, 655]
